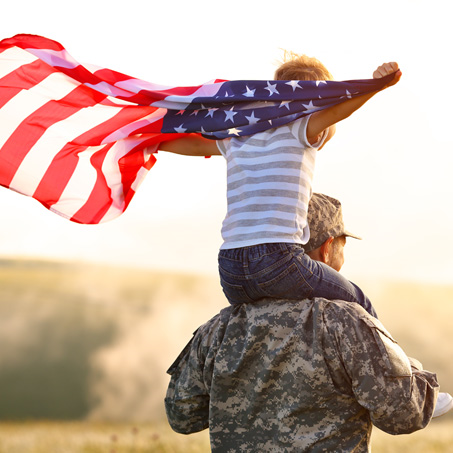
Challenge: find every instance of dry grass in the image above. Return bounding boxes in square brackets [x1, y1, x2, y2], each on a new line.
[372, 416, 453, 453]
[0, 421, 210, 453]
[0, 418, 453, 453]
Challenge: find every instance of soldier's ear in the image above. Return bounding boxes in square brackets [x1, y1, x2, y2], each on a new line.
[319, 237, 334, 264]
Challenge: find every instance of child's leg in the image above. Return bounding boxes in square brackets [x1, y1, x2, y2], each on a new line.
[218, 243, 307, 305]
[298, 255, 378, 318]
[219, 243, 377, 317]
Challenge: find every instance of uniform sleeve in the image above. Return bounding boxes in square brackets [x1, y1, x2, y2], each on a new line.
[165, 329, 210, 434]
[325, 304, 439, 435]
[165, 313, 222, 434]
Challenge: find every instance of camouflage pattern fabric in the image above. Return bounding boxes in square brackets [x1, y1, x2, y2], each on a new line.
[304, 193, 361, 253]
[165, 298, 439, 452]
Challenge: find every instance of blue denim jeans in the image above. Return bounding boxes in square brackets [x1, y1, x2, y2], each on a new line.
[218, 243, 377, 318]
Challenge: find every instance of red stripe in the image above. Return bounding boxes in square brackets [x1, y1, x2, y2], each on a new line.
[33, 106, 159, 205]
[0, 84, 107, 187]
[69, 136, 162, 224]
[127, 117, 165, 136]
[119, 141, 159, 209]
[0, 59, 56, 108]
[71, 104, 159, 146]
[93, 68, 138, 85]
[0, 34, 65, 52]
[32, 142, 87, 206]
[93, 68, 225, 104]
[69, 143, 115, 224]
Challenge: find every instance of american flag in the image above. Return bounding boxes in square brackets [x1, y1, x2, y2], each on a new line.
[0, 34, 391, 224]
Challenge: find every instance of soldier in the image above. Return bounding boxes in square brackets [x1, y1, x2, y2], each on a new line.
[165, 193, 449, 452]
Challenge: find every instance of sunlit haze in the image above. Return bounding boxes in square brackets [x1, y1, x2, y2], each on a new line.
[1, 0, 452, 285]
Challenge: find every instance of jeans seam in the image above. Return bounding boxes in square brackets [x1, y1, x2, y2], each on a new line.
[250, 253, 293, 278]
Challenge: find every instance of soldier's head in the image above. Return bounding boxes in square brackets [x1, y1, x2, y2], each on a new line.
[304, 193, 361, 272]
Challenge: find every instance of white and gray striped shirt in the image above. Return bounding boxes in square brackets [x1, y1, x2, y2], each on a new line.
[217, 115, 328, 250]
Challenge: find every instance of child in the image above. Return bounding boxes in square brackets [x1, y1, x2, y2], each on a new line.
[159, 53, 401, 317]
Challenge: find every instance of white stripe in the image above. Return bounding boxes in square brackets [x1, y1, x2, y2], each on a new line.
[227, 181, 302, 197]
[101, 108, 166, 144]
[9, 102, 122, 195]
[99, 139, 156, 223]
[0, 47, 38, 79]
[99, 167, 149, 223]
[115, 78, 175, 94]
[227, 153, 303, 169]
[224, 209, 296, 223]
[150, 82, 223, 109]
[49, 145, 104, 219]
[102, 137, 148, 208]
[228, 193, 311, 210]
[105, 96, 137, 106]
[228, 167, 303, 183]
[230, 137, 302, 152]
[51, 137, 152, 221]
[26, 48, 79, 70]
[0, 71, 81, 150]
[228, 195, 304, 209]
[222, 223, 298, 237]
[85, 81, 135, 98]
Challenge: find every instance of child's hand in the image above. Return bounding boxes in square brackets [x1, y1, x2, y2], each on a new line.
[373, 62, 402, 87]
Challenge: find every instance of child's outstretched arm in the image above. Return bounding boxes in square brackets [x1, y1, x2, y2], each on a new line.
[158, 134, 221, 156]
[306, 62, 402, 145]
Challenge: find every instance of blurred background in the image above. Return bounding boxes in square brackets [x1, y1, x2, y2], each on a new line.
[0, 0, 452, 450]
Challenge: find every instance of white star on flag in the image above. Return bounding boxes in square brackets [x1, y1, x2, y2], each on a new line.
[279, 100, 291, 110]
[265, 81, 279, 96]
[243, 86, 256, 97]
[174, 124, 187, 133]
[228, 127, 242, 136]
[224, 107, 237, 123]
[245, 111, 260, 125]
[302, 100, 320, 112]
[286, 80, 302, 91]
[205, 108, 218, 118]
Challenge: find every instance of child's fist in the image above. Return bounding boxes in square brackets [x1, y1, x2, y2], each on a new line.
[373, 62, 402, 87]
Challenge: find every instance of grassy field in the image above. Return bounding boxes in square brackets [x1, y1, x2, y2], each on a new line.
[0, 418, 452, 453]
[0, 259, 452, 451]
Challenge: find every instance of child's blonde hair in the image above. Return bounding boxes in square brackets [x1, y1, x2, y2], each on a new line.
[274, 51, 333, 81]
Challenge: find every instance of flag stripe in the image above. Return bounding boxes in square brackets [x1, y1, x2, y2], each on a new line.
[68, 137, 155, 223]
[0, 46, 38, 78]
[0, 34, 394, 224]
[0, 72, 84, 185]
[9, 94, 118, 195]
[0, 59, 57, 111]
[33, 110, 163, 215]
[68, 143, 116, 223]
[50, 144, 110, 221]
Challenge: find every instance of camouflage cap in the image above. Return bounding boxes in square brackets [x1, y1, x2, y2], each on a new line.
[304, 193, 361, 253]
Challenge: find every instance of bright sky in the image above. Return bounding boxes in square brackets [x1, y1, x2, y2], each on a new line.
[1, 0, 452, 285]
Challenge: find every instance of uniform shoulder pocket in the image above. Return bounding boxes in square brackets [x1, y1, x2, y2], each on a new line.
[361, 316, 412, 378]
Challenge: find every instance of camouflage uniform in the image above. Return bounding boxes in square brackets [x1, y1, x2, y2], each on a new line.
[165, 298, 439, 452]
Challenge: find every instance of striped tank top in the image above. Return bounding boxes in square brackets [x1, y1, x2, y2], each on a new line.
[217, 115, 328, 250]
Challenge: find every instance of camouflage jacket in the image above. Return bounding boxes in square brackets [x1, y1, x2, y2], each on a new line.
[165, 298, 439, 452]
